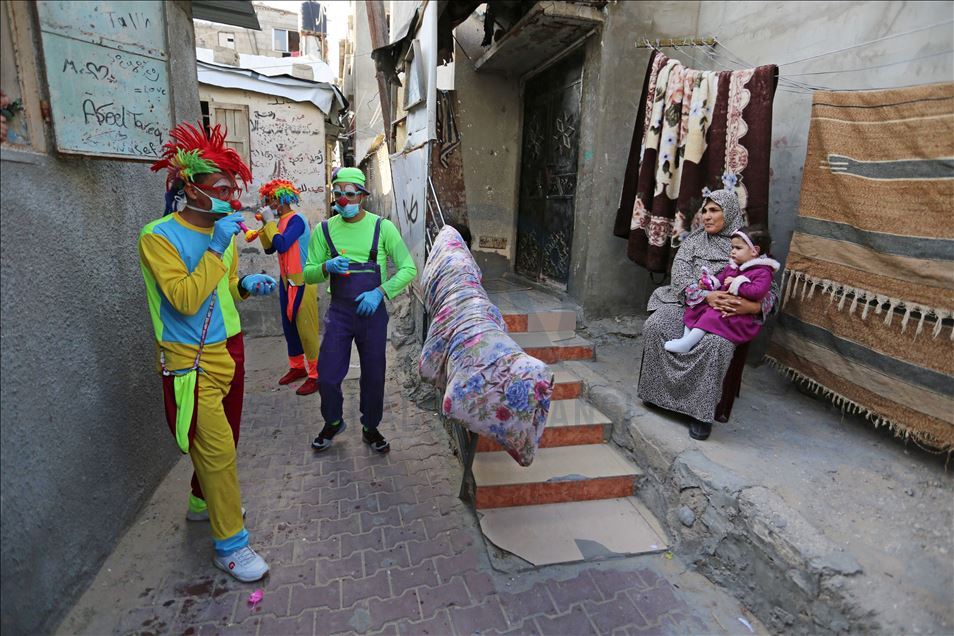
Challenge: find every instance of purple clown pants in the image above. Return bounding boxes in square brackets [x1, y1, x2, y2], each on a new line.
[317, 300, 389, 430]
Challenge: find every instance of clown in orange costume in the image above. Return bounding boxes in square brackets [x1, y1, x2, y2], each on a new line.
[255, 179, 321, 395]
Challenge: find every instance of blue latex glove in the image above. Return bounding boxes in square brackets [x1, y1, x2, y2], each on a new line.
[209, 213, 245, 254]
[241, 274, 277, 296]
[325, 255, 350, 275]
[356, 288, 384, 317]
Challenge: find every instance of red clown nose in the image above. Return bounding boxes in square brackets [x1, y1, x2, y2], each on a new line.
[230, 199, 242, 210]
[336, 196, 349, 207]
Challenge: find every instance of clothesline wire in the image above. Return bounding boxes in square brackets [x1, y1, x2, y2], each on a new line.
[708, 40, 824, 93]
[712, 38, 950, 93]
[776, 18, 954, 67]
[648, 39, 833, 93]
[784, 48, 954, 76]
[648, 34, 953, 93]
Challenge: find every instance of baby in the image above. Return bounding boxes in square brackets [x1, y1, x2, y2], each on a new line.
[665, 226, 779, 353]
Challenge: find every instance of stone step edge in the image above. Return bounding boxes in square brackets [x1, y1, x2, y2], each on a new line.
[475, 423, 606, 453]
[475, 475, 638, 509]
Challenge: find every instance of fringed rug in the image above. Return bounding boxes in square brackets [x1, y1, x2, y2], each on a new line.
[767, 82, 954, 452]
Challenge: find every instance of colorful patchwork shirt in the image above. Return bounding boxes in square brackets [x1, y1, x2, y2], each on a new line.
[138, 213, 248, 379]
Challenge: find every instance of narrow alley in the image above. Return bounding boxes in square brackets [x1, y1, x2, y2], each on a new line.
[2, 1, 952, 635]
[59, 337, 761, 636]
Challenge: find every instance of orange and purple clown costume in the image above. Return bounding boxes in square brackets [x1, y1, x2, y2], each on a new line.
[257, 179, 321, 395]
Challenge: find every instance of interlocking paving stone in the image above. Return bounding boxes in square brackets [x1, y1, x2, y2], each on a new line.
[450, 598, 510, 635]
[534, 606, 598, 636]
[59, 338, 755, 636]
[417, 577, 472, 619]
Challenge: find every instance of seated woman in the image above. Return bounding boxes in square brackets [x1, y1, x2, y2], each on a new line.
[637, 188, 777, 441]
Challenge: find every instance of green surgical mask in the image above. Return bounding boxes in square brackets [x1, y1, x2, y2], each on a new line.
[189, 187, 233, 215]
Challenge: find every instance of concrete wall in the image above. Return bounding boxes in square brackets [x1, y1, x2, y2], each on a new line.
[453, 10, 522, 279]
[198, 84, 330, 336]
[194, 5, 299, 58]
[353, 0, 384, 162]
[569, 1, 701, 318]
[362, 139, 397, 223]
[0, 4, 200, 635]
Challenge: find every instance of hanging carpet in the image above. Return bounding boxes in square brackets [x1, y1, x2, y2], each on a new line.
[614, 51, 778, 274]
[766, 82, 954, 452]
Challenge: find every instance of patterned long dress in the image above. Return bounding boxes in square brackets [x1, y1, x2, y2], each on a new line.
[638, 302, 737, 424]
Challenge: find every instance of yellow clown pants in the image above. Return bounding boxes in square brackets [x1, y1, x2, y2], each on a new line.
[163, 334, 246, 545]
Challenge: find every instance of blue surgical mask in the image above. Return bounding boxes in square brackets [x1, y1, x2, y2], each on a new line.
[190, 187, 233, 215]
[335, 202, 361, 219]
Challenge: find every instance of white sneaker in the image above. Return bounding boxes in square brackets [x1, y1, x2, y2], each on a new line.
[213, 545, 269, 582]
[186, 506, 247, 522]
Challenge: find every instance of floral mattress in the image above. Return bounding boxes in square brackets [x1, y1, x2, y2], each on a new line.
[419, 226, 553, 466]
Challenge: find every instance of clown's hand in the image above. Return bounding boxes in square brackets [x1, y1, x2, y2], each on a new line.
[324, 256, 350, 275]
[241, 274, 277, 296]
[355, 288, 384, 316]
[258, 205, 277, 224]
[209, 213, 245, 254]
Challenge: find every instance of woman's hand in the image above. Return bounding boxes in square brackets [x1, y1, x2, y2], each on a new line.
[706, 292, 761, 317]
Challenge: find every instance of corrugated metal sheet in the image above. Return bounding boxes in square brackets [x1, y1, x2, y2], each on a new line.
[191, 0, 261, 30]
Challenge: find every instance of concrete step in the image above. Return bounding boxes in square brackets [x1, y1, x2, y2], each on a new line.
[473, 444, 642, 509]
[487, 286, 579, 334]
[511, 331, 594, 364]
[476, 398, 609, 452]
[478, 497, 668, 566]
[551, 364, 582, 400]
[503, 309, 577, 334]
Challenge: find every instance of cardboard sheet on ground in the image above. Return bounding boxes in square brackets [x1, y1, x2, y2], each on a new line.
[478, 497, 668, 566]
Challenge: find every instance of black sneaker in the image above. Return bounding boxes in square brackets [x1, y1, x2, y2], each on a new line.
[362, 427, 390, 454]
[312, 420, 347, 452]
[689, 419, 712, 441]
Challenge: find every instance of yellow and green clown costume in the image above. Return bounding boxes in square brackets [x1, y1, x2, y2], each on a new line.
[257, 179, 321, 392]
[139, 122, 254, 554]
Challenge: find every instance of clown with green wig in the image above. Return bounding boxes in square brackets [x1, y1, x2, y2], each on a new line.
[138, 122, 276, 582]
[256, 179, 321, 395]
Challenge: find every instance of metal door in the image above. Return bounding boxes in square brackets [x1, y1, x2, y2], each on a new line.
[515, 51, 583, 286]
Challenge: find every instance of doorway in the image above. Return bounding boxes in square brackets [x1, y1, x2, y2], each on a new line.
[514, 50, 584, 287]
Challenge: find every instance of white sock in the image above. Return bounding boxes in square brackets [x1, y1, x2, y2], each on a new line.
[664, 328, 706, 353]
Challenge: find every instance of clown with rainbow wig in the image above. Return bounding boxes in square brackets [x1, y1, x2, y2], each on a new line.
[138, 122, 275, 582]
[256, 179, 321, 395]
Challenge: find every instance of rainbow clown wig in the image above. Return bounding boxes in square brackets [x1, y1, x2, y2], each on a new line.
[259, 179, 301, 206]
[151, 122, 253, 214]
